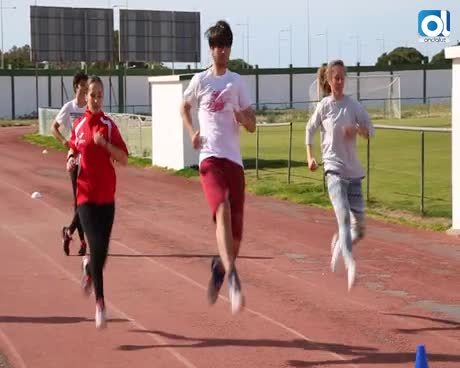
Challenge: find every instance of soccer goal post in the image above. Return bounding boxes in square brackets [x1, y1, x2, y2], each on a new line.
[308, 74, 401, 119]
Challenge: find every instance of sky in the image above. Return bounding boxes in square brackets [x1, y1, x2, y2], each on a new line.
[3, 0, 460, 68]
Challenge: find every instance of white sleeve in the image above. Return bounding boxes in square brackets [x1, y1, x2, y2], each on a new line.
[306, 101, 323, 145]
[183, 74, 200, 108]
[355, 100, 375, 137]
[236, 76, 252, 111]
[54, 103, 71, 131]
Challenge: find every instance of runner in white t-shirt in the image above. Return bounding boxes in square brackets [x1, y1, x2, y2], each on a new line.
[51, 71, 88, 256]
[181, 20, 256, 314]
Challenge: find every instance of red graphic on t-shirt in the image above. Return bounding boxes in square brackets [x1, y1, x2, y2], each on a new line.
[207, 90, 225, 112]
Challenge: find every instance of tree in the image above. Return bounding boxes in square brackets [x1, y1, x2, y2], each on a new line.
[376, 47, 426, 67]
[430, 50, 451, 65]
[430, 41, 460, 65]
[228, 58, 253, 70]
[3, 45, 34, 68]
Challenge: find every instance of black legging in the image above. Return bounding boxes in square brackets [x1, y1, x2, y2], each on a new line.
[68, 168, 85, 241]
[78, 203, 115, 301]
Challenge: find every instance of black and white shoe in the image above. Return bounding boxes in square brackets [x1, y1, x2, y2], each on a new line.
[207, 256, 225, 305]
[81, 256, 92, 297]
[62, 227, 71, 256]
[95, 299, 107, 329]
[228, 268, 245, 314]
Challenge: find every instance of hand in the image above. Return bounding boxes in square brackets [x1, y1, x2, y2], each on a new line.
[307, 157, 318, 171]
[66, 157, 77, 172]
[190, 130, 201, 150]
[93, 131, 107, 147]
[234, 110, 243, 124]
[357, 127, 369, 138]
[343, 125, 358, 139]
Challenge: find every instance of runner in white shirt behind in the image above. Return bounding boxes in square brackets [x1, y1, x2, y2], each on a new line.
[51, 71, 88, 257]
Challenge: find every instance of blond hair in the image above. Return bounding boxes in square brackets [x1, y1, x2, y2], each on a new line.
[317, 63, 331, 98]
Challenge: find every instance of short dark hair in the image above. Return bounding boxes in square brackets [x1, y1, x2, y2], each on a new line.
[87, 75, 104, 91]
[205, 20, 233, 48]
[73, 71, 88, 93]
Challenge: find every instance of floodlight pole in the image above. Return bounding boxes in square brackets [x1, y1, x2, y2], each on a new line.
[236, 20, 250, 66]
[1, 0, 4, 69]
[0, 1, 15, 69]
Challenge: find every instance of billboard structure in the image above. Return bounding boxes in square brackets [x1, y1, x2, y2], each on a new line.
[119, 10, 200, 63]
[30, 6, 114, 62]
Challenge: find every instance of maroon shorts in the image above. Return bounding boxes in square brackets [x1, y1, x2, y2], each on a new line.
[199, 157, 245, 241]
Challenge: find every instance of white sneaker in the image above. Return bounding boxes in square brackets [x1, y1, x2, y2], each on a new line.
[95, 301, 107, 329]
[331, 233, 337, 255]
[81, 256, 92, 297]
[228, 269, 245, 314]
[330, 236, 341, 273]
[343, 254, 356, 291]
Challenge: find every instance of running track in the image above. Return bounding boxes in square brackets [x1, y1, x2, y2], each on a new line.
[0, 126, 460, 368]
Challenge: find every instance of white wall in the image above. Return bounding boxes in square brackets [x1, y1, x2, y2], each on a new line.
[102, 75, 119, 112]
[126, 76, 150, 114]
[50, 77, 62, 108]
[0, 77, 11, 119]
[63, 77, 73, 102]
[452, 59, 460, 230]
[398, 70, 424, 100]
[37, 77, 49, 110]
[259, 74, 290, 108]
[15, 77, 37, 118]
[49, 76, 73, 108]
[150, 77, 198, 169]
[445, 46, 460, 232]
[241, 75, 257, 107]
[0, 68, 453, 119]
[427, 69, 451, 99]
[293, 73, 316, 109]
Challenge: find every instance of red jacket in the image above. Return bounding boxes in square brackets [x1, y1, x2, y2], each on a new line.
[69, 110, 128, 205]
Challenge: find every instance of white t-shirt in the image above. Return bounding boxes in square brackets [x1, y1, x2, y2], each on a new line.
[55, 99, 86, 133]
[183, 69, 252, 167]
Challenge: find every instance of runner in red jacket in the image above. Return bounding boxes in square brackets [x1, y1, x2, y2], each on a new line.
[67, 76, 128, 329]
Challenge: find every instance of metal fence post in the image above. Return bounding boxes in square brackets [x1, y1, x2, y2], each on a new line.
[10, 70, 15, 120]
[420, 131, 425, 215]
[288, 122, 292, 183]
[367, 137, 370, 202]
[256, 125, 260, 179]
[323, 169, 326, 193]
[139, 117, 143, 157]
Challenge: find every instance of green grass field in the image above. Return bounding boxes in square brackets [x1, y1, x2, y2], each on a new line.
[23, 133, 152, 168]
[0, 119, 37, 127]
[240, 114, 451, 229]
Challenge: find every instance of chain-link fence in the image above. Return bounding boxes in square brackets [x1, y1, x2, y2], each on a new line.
[243, 119, 452, 218]
[38, 107, 152, 158]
